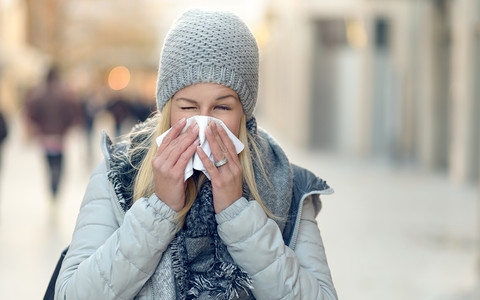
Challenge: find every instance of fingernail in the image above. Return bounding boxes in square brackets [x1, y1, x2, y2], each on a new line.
[192, 123, 199, 132]
[177, 118, 186, 126]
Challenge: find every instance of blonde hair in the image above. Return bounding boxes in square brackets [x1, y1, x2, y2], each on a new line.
[132, 100, 274, 221]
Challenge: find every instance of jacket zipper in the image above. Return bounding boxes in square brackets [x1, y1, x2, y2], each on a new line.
[114, 191, 127, 216]
[289, 188, 333, 250]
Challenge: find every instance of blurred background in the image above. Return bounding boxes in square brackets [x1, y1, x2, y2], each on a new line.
[0, 0, 479, 299]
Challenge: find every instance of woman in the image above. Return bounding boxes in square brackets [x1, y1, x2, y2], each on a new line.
[55, 9, 337, 300]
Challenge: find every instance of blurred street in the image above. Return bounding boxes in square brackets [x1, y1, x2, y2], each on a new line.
[1, 1, 480, 299]
[267, 123, 480, 300]
[0, 114, 478, 300]
[0, 113, 108, 299]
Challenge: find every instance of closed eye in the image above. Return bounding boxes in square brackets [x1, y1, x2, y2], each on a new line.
[215, 105, 231, 111]
[181, 107, 197, 110]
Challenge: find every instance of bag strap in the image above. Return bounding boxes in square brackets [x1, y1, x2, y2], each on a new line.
[43, 246, 69, 300]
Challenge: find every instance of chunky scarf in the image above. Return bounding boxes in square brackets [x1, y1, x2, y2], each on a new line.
[170, 180, 254, 299]
[105, 116, 294, 299]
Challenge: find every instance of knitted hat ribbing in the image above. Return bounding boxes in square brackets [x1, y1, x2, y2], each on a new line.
[156, 9, 259, 120]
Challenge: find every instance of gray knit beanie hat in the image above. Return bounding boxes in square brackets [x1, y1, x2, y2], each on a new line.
[156, 9, 259, 120]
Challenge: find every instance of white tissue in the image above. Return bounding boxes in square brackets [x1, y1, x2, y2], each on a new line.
[155, 116, 244, 181]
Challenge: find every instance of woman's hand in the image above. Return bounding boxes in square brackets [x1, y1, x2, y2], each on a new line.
[196, 122, 243, 213]
[152, 118, 199, 211]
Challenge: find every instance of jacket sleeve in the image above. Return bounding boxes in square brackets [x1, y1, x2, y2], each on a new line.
[55, 161, 180, 300]
[216, 197, 337, 300]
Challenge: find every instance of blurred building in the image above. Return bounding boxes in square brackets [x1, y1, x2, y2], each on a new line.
[0, 0, 269, 113]
[259, 0, 480, 183]
[0, 0, 167, 117]
[1, 0, 479, 184]
[0, 0, 44, 114]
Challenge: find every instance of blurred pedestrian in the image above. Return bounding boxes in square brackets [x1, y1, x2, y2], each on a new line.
[105, 94, 132, 138]
[0, 110, 7, 170]
[55, 9, 337, 300]
[80, 94, 101, 167]
[24, 66, 81, 200]
[130, 96, 155, 123]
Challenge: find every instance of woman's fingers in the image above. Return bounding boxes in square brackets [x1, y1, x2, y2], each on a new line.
[165, 122, 199, 161]
[202, 122, 243, 213]
[214, 122, 238, 156]
[175, 138, 200, 170]
[207, 122, 240, 168]
[151, 119, 199, 212]
[196, 145, 219, 177]
[158, 121, 199, 168]
[197, 144, 243, 213]
[157, 117, 186, 152]
[206, 122, 226, 164]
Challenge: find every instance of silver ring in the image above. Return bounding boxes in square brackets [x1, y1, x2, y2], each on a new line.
[214, 157, 228, 168]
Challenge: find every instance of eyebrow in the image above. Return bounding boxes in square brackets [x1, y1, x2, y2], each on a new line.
[216, 94, 238, 101]
[175, 94, 238, 103]
[175, 97, 197, 104]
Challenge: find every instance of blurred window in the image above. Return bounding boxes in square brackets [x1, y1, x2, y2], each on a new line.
[472, 13, 480, 178]
[315, 19, 347, 49]
[374, 18, 389, 50]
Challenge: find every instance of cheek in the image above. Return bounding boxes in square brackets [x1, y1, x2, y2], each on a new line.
[223, 117, 241, 137]
[170, 109, 190, 126]
[170, 112, 180, 127]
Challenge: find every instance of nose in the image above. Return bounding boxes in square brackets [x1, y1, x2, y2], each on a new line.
[199, 109, 213, 117]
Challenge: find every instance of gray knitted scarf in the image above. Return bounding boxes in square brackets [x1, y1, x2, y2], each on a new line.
[170, 179, 254, 299]
[106, 117, 293, 299]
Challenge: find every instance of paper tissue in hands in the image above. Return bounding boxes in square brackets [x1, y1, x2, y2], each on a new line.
[156, 116, 245, 181]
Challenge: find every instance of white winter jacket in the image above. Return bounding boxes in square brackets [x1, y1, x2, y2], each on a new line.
[55, 144, 337, 300]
